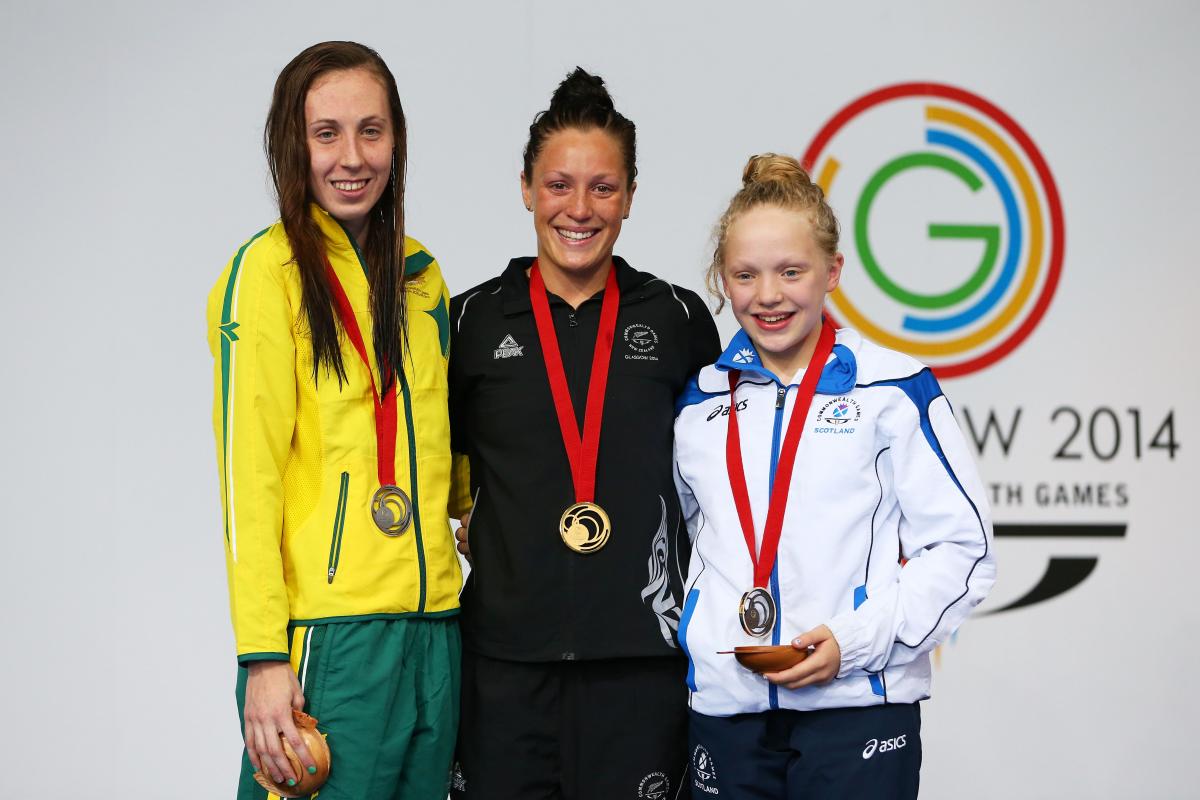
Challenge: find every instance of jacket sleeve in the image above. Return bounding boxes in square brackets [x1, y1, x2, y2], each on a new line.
[673, 436, 703, 545]
[208, 239, 296, 664]
[826, 371, 995, 676]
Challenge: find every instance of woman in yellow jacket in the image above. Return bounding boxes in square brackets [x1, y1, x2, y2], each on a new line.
[207, 41, 461, 799]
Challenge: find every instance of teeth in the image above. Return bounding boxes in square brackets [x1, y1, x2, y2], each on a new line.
[758, 314, 790, 323]
[333, 180, 366, 191]
[558, 229, 596, 241]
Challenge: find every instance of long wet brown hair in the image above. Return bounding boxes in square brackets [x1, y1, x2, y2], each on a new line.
[265, 41, 408, 390]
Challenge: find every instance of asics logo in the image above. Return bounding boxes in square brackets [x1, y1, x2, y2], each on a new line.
[862, 734, 907, 759]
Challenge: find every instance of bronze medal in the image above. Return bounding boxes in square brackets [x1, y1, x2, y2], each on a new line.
[738, 587, 777, 638]
[371, 484, 413, 537]
[559, 501, 611, 554]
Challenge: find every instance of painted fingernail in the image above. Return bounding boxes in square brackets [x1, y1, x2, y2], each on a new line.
[287, 778, 297, 787]
[308, 765, 317, 774]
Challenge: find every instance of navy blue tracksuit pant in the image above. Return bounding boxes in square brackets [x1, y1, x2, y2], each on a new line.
[688, 703, 922, 799]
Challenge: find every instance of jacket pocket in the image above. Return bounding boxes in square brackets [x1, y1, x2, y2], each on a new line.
[326, 472, 350, 584]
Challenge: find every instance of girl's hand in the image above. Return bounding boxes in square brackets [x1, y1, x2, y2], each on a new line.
[243, 661, 314, 786]
[763, 624, 842, 689]
[455, 510, 472, 563]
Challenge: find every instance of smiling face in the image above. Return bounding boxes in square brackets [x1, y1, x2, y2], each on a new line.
[521, 127, 635, 291]
[304, 68, 394, 244]
[722, 204, 843, 380]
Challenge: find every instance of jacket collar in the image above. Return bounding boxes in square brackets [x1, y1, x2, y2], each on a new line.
[311, 204, 369, 278]
[715, 324, 857, 394]
[500, 256, 650, 316]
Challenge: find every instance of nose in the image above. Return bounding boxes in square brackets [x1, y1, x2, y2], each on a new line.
[755, 274, 782, 306]
[566, 187, 592, 221]
[339, 136, 364, 170]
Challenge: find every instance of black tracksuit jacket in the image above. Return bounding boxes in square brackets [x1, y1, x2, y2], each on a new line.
[449, 256, 721, 662]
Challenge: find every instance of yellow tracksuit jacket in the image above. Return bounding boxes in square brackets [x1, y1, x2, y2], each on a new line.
[207, 206, 461, 664]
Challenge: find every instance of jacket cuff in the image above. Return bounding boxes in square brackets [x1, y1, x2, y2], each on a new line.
[237, 651, 290, 666]
[826, 611, 871, 678]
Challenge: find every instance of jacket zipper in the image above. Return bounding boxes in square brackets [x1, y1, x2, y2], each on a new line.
[326, 471, 350, 583]
[767, 382, 787, 710]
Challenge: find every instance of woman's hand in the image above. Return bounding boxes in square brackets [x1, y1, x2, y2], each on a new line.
[763, 624, 842, 689]
[455, 510, 472, 563]
[243, 661, 315, 786]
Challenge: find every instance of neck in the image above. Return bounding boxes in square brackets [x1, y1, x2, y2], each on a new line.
[342, 218, 369, 248]
[533, 258, 612, 309]
[759, 322, 825, 382]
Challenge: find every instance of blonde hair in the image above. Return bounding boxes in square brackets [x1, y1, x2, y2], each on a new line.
[706, 153, 840, 312]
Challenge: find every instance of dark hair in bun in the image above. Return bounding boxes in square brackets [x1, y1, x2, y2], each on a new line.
[522, 67, 637, 187]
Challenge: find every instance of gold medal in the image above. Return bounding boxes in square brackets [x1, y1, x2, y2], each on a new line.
[738, 587, 776, 638]
[559, 501, 611, 554]
[371, 485, 413, 537]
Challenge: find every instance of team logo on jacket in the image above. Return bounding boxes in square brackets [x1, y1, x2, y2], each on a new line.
[731, 347, 756, 364]
[405, 273, 431, 298]
[493, 334, 523, 359]
[637, 772, 669, 799]
[692, 745, 719, 794]
[624, 323, 660, 361]
[624, 323, 658, 352]
[818, 397, 862, 425]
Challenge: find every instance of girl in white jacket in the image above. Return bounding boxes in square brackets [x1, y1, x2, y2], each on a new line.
[674, 154, 995, 799]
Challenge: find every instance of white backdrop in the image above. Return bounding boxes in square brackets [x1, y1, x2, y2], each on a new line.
[2, 1, 1197, 797]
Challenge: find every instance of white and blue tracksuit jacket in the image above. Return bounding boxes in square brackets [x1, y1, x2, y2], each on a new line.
[673, 326, 995, 716]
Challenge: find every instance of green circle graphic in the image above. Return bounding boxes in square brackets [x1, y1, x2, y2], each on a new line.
[854, 152, 1000, 310]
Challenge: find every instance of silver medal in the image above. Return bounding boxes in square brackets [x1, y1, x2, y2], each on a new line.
[371, 485, 413, 536]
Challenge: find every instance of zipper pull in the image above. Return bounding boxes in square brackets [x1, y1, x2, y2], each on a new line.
[568, 312, 578, 327]
[776, 385, 787, 409]
[327, 567, 336, 584]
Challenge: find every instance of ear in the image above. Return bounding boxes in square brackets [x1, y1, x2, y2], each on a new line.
[826, 253, 844, 293]
[719, 269, 732, 299]
[622, 180, 637, 220]
[520, 172, 532, 211]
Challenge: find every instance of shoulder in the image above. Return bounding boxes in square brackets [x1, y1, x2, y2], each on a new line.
[450, 274, 505, 333]
[837, 328, 930, 387]
[403, 235, 440, 277]
[400, 235, 451, 311]
[838, 328, 945, 418]
[207, 221, 293, 318]
[623, 265, 713, 324]
[227, 221, 292, 277]
[675, 363, 731, 415]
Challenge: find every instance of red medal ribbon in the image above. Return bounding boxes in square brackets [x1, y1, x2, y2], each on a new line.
[726, 320, 836, 589]
[325, 260, 398, 488]
[528, 260, 620, 504]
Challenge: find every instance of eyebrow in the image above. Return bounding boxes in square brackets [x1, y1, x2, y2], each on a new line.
[541, 171, 622, 182]
[307, 115, 389, 128]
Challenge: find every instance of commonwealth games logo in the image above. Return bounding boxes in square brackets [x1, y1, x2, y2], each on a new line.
[802, 83, 1064, 377]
